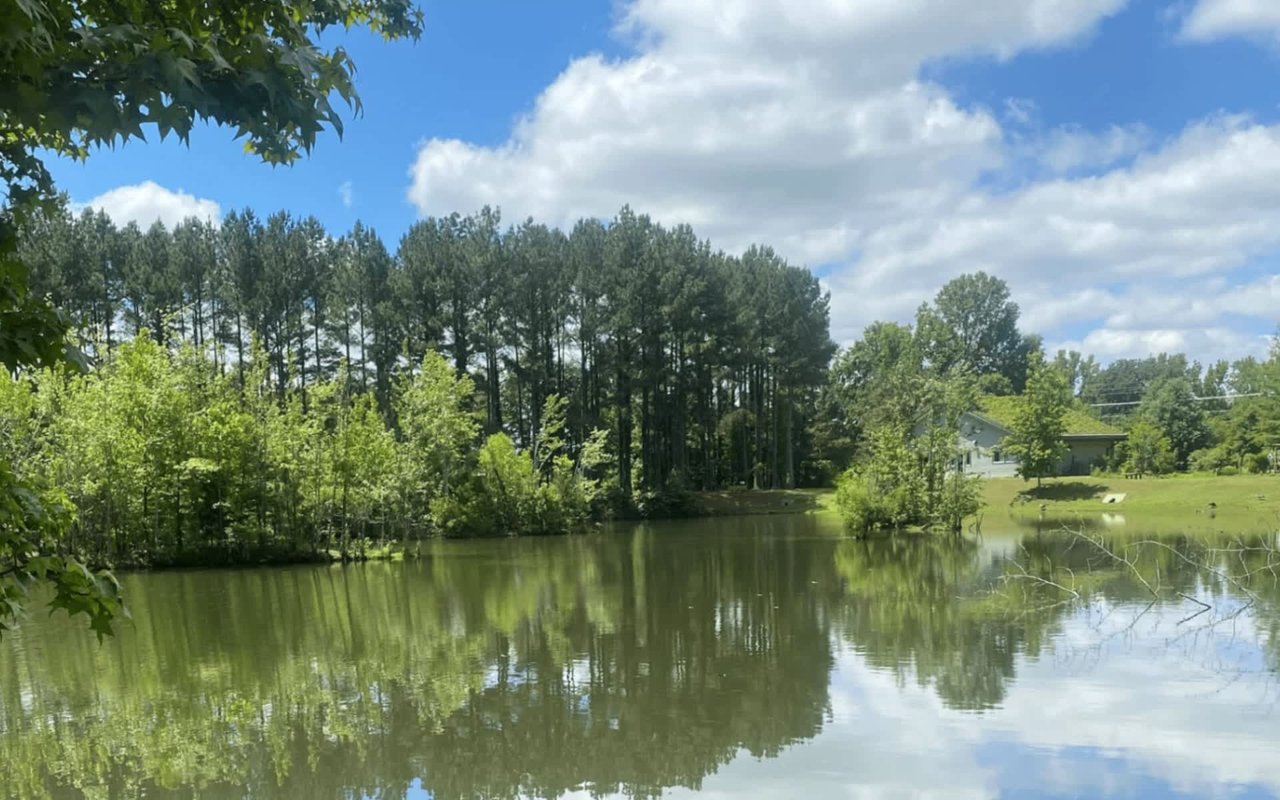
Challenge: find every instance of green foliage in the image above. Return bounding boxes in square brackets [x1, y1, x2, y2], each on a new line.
[433, 397, 606, 536]
[1123, 419, 1175, 476]
[1189, 446, 1232, 475]
[834, 375, 985, 534]
[977, 394, 1120, 436]
[1245, 452, 1272, 474]
[914, 271, 1033, 390]
[1053, 349, 1099, 397]
[976, 372, 1014, 396]
[394, 351, 481, 515]
[1, 341, 615, 569]
[1197, 356, 1280, 474]
[936, 470, 984, 534]
[1003, 353, 1071, 486]
[16, 199, 838, 497]
[1, 0, 424, 185]
[834, 423, 921, 530]
[1138, 377, 1209, 470]
[1079, 352, 1200, 409]
[0, 0, 425, 635]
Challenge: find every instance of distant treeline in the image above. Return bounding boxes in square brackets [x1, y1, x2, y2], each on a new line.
[822, 271, 1280, 481]
[19, 201, 835, 494]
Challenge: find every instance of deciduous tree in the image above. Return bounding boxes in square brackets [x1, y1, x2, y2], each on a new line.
[1004, 353, 1071, 487]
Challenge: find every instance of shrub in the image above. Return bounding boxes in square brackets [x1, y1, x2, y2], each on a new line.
[1124, 420, 1175, 476]
[633, 487, 702, 519]
[833, 468, 919, 532]
[1245, 452, 1272, 474]
[1190, 447, 1230, 474]
[935, 472, 983, 533]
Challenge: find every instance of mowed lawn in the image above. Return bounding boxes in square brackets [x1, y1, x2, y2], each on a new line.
[983, 473, 1280, 523]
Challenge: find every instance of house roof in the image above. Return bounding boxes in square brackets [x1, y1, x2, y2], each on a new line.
[974, 395, 1125, 438]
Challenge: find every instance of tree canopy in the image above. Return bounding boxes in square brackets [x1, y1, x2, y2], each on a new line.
[0, 0, 425, 637]
[914, 271, 1038, 391]
[1003, 353, 1071, 486]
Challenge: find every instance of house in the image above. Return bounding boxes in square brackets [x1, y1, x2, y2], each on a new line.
[954, 396, 1126, 478]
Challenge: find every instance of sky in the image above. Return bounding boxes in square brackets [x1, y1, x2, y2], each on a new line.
[49, 0, 1280, 365]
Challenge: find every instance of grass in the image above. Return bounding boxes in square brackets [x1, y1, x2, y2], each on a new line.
[982, 473, 1280, 531]
[695, 488, 829, 516]
[701, 475, 1278, 536]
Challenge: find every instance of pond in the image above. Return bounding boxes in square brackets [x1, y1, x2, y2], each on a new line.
[2, 514, 1279, 799]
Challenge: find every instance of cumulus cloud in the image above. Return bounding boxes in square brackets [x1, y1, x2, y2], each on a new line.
[338, 180, 354, 209]
[406, 0, 1280, 363]
[1035, 124, 1151, 174]
[82, 180, 221, 229]
[825, 117, 1280, 344]
[1182, 0, 1280, 41]
[407, 0, 1125, 263]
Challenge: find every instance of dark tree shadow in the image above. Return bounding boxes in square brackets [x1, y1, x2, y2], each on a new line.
[1016, 481, 1110, 502]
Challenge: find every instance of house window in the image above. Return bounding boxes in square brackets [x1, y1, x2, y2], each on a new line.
[992, 449, 1002, 463]
[965, 452, 972, 466]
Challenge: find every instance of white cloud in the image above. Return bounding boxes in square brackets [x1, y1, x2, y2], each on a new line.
[407, 0, 1125, 264]
[406, 0, 1280, 363]
[823, 116, 1280, 349]
[1056, 327, 1274, 365]
[81, 181, 221, 229]
[1035, 124, 1151, 174]
[338, 180, 354, 209]
[1182, 0, 1280, 41]
[1003, 97, 1039, 127]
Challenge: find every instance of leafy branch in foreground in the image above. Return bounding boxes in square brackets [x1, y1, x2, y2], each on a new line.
[0, 0, 425, 637]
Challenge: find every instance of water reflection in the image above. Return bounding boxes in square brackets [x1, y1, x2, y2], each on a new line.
[1, 515, 1278, 799]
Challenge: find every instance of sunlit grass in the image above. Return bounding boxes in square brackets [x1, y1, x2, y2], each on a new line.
[981, 473, 1280, 535]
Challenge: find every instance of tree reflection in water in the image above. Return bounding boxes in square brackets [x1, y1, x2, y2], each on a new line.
[1, 515, 1277, 798]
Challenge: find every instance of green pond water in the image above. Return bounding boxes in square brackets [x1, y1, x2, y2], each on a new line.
[2, 514, 1279, 799]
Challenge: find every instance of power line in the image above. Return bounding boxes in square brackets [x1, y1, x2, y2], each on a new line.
[1087, 392, 1267, 409]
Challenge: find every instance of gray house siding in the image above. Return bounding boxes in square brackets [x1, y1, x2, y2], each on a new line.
[950, 412, 1121, 479]
[955, 412, 1019, 478]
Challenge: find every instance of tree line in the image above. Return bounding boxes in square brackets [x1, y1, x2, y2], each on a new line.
[2, 200, 838, 566]
[823, 271, 1280, 531]
[20, 200, 835, 497]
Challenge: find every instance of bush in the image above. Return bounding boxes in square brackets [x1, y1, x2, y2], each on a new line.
[833, 468, 918, 532]
[432, 430, 603, 537]
[1124, 420, 1175, 476]
[1245, 453, 1272, 474]
[935, 472, 983, 533]
[632, 487, 702, 519]
[1190, 447, 1230, 474]
[1217, 466, 1240, 477]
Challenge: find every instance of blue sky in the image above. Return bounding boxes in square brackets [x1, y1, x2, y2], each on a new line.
[56, 0, 1280, 364]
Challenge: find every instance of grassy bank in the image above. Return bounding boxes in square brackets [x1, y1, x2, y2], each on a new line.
[983, 474, 1279, 530]
[694, 489, 830, 516]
